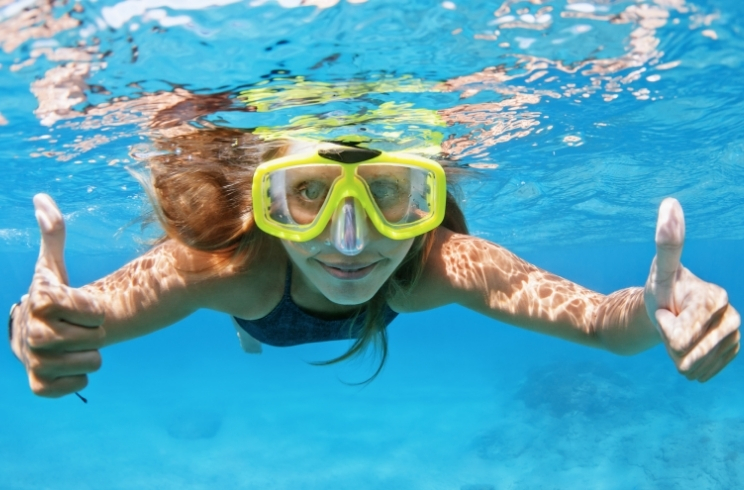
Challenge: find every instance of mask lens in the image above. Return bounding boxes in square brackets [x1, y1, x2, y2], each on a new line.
[356, 164, 434, 225]
[267, 165, 342, 226]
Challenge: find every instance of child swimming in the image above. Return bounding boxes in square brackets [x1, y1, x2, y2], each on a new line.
[8, 135, 740, 397]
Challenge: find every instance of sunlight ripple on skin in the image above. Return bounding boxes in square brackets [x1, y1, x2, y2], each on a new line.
[442, 234, 600, 332]
[439, 232, 661, 351]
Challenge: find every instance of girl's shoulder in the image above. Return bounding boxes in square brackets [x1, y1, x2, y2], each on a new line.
[387, 228, 522, 314]
[388, 227, 468, 314]
[164, 237, 288, 320]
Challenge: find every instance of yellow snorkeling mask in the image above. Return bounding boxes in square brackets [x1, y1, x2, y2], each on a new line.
[251, 144, 447, 256]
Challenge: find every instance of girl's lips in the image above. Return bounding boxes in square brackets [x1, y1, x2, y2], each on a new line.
[317, 260, 379, 280]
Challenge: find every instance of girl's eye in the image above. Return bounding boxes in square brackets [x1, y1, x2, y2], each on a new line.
[369, 181, 404, 204]
[298, 180, 329, 201]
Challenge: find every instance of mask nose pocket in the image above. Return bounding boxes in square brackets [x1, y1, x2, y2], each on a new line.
[331, 197, 369, 256]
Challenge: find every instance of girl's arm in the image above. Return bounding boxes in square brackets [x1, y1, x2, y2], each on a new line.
[399, 199, 739, 381]
[399, 228, 658, 354]
[80, 242, 220, 346]
[9, 194, 278, 397]
[83, 239, 283, 346]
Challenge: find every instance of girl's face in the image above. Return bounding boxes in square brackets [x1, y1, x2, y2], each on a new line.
[281, 222, 414, 305]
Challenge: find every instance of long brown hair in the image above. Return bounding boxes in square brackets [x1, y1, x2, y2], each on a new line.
[142, 128, 468, 381]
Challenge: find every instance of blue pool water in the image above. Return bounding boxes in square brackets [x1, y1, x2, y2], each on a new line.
[1, 0, 743, 488]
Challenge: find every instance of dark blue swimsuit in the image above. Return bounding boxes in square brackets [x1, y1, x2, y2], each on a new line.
[233, 264, 399, 347]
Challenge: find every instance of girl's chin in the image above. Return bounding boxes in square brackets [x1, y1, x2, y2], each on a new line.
[316, 277, 384, 305]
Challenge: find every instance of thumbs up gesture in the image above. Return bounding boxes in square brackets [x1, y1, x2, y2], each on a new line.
[644, 198, 740, 382]
[9, 194, 106, 397]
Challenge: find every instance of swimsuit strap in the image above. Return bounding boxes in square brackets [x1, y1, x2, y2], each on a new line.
[283, 261, 293, 299]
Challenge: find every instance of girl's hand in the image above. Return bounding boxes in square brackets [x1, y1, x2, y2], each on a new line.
[644, 198, 740, 382]
[10, 194, 105, 397]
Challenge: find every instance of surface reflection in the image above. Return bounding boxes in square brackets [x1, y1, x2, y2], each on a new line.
[0, 0, 695, 157]
[0, 0, 738, 248]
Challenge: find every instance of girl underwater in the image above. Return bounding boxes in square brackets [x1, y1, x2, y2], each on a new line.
[8, 127, 741, 398]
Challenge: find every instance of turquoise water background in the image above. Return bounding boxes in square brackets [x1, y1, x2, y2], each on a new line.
[1, 0, 743, 488]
